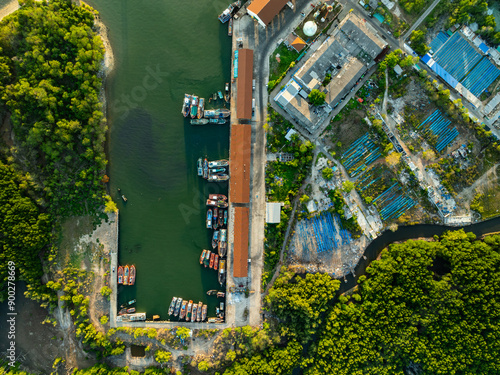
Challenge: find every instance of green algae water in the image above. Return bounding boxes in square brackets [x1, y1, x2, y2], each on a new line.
[85, 0, 232, 318]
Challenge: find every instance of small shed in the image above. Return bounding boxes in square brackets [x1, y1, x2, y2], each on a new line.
[394, 64, 403, 75]
[285, 128, 298, 141]
[287, 33, 307, 53]
[266, 202, 283, 223]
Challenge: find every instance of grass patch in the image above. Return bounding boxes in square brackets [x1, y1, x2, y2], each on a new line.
[269, 44, 299, 83]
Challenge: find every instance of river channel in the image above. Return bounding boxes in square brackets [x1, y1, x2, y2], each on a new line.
[85, 0, 232, 318]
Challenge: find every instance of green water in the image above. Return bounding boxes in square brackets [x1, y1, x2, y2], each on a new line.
[85, 0, 232, 318]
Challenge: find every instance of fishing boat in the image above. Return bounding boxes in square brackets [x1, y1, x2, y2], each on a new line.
[127, 307, 136, 313]
[197, 158, 203, 176]
[180, 300, 188, 320]
[128, 265, 136, 285]
[209, 252, 215, 269]
[208, 174, 230, 182]
[206, 199, 229, 208]
[207, 290, 218, 296]
[212, 231, 219, 249]
[198, 98, 205, 119]
[206, 209, 213, 229]
[168, 297, 178, 315]
[116, 313, 146, 322]
[203, 158, 208, 179]
[228, 18, 233, 36]
[197, 302, 203, 322]
[121, 194, 128, 202]
[209, 194, 227, 201]
[219, 260, 226, 286]
[204, 250, 211, 267]
[213, 92, 217, 100]
[200, 249, 207, 265]
[225, 93, 230, 103]
[208, 159, 229, 168]
[209, 118, 226, 124]
[218, 209, 224, 228]
[117, 266, 123, 284]
[218, 3, 234, 23]
[182, 94, 191, 117]
[191, 118, 209, 125]
[190, 96, 199, 118]
[210, 168, 225, 174]
[219, 229, 227, 256]
[202, 305, 207, 321]
[218, 90, 224, 99]
[121, 299, 136, 308]
[118, 308, 127, 315]
[216, 108, 230, 118]
[208, 317, 223, 324]
[191, 304, 198, 323]
[186, 300, 193, 322]
[123, 265, 129, 285]
[213, 207, 219, 229]
[224, 210, 228, 225]
[174, 298, 182, 317]
[225, 82, 229, 92]
[214, 254, 219, 271]
[217, 291, 225, 298]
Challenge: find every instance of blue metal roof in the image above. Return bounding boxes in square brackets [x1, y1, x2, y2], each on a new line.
[421, 54, 431, 64]
[479, 43, 489, 53]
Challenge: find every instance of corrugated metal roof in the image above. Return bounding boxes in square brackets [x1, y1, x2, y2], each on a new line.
[233, 207, 249, 278]
[236, 49, 254, 119]
[247, 0, 289, 25]
[230, 124, 251, 204]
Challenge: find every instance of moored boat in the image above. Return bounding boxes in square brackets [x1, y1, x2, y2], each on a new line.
[209, 252, 215, 269]
[210, 167, 225, 174]
[206, 199, 229, 208]
[203, 158, 208, 179]
[219, 260, 226, 285]
[213, 92, 217, 100]
[225, 82, 229, 92]
[121, 299, 136, 308]
[219, 229, 227, 257]
[209, 194, 227, 201]
[180, 300, 188, 320]
[200, 249, 207, 265]
[208, 159, 229, 168]
[186, 300, 193, 322]
[209, 118, 226, 124]
[118, 308, 127, 315]
[218, 4, 234, 23]
[123, 265, 129, 285]
[218, 90, 223, 99]
[207, 209, 213, 229]
[168, 297, 177, 315]
[116, 313, 146, 322]
[197, 98, 205, 119]
[228, 18, 233, 36]
[182, 94, 191, 117]
[197, 302, 203, 322]
[212, 231, 219, 249]
[174, 298, 182, 317]
[208, 174, 230, 182]
[217, 291, 225, 298]
[224, 210, 228, 225]
[207, 290, 218, 296]
[213, 207, 219, 229]
[190, 96, 199, 118]
[117, 266, 123, 284]
[218, 209, 224, 228]
[128, 265, 136, 285]
[191, 118, 209, 125]
[214, 254, 219, 271]
[197, 158, 203, 176]
[204, 250, 211, 267]
[127, 307, 136, 313]
[202, 304, 207, 321]
[191, 304, 198, 322]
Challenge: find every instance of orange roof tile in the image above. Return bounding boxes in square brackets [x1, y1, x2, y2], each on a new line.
[233, 207, 249, 278]
[237, 49, 254, 120]
[247, 0, 289, 25]
[230, 124, 251, 204]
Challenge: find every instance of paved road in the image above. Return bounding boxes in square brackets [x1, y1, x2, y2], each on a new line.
[402, 0, 442, 40]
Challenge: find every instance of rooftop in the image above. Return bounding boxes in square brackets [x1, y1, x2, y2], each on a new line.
[229, 124, 252, 204]
[266, 202, 283, 223]
[247, 0, 289, 26]
[233, 207, 249, 278]
[236, 49, 254, 120]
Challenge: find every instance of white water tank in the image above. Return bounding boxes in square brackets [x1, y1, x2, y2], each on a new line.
[303, 21, 317, 37]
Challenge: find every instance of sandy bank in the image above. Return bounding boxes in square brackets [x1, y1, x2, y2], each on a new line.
[0, 0, 19, 21]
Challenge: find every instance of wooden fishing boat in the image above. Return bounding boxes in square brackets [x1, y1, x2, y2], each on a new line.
[126, 307, 136, 313]
[209, 194, 227, 201]
[168, 297, 177, 315]
[218, 209, 224, 228]
[214, 254, 219, 271]
[121, 299, 136, 308]
[207, 290, 218, 296]
[128, 265, 136, 285]
[213, 207, 219, 230]
[117, 266, 123, 284]
[174, 298, 182, 317]
[200, 249, 207, 265]
[197, 301, 203, 322]
[212, 231, 219, 249]
[191, 304, 198, 323]
[206, 208, 212, 229]
[209, 252, 215, 269]
[202, 304, 207, 321]
[217, 291, 225, 298]
[204, 250, 211, 268]
[219, 260, 226, 286]
[186, 300, 193, 322]
[179, 300, 188, 320]
[123, 265, 129, 285]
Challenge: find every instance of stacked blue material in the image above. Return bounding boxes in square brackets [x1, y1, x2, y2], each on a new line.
[417, 110, 459, 153]
[341, 133, 381, 177]
[296, 213, 352, 253]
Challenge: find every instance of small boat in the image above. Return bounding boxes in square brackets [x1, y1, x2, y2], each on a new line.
[186, 300, 193, 322]
[198, 98, 205, 119]
[209, 252, 215, 269]
[214, 254, 219, 271]
[212, 231, 219, 249]
[200, 249, 207, 265]
[219, 260, 226, 285]
[190, 95, 199, 118]
[218, 4, 234, 23]
[197, 158, 203, 176]
[208, 174, 230, 182]
[174, 298, 182, 317]
[117, 266, 123, 284]
[208, 317, 223, 323]
[224, 210, 228, 225]
[121, 299, 136, 308]
[213, 207, 219, 229]
[191, 118, 209, 125]
[219, 229, 227, 257]
[153, 315, 160, 321]
[118, 308, 127, 315]
[127, 307, 136, 313]
[225, 93, 230, 103]
[116, 313, 146, 322]
[207, 209, 213, 229]
[204, 250, 211, 267]
[213, 92, 217, 100]
[121, 195, 127, 202]
[225, 82, 229, 92]
[179, 300, 188, 320]
[210, 167, 225, 173]
[209, 118, 226, 124]
[209, 194, 227, 201]
[203, 158, 208, 179]
[202, 304, 207, 321]
[218, 91, 223, 99]
[207, 290, 218, 296]
[191, 304, 198, 322]
[128, 265, 136, 285]
[123, 265, 129, 285]
[208, 159, 229, 168]
[217, 291, 225, 298]
[218, 209, 224, 228]
[182, 94, 191, 117]
[168, 297, 178, 315]
[228, 18, 233, 36]
[197, 302, 203, 322]
[206, 199, 229, 208]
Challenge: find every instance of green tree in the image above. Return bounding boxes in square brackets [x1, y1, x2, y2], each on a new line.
[322, 167, 334, 180]
[409, 29, 430, 56]
[342, 180, 354, 193]
[154, 350, 172, 364]
[197, 361, 210, 372]
[308, 89, 326, 106]
[176, 326, 191, 340]
[100, 286, 112, 299]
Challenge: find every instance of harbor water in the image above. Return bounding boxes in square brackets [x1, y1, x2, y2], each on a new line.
[85, 0, 232, 318]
